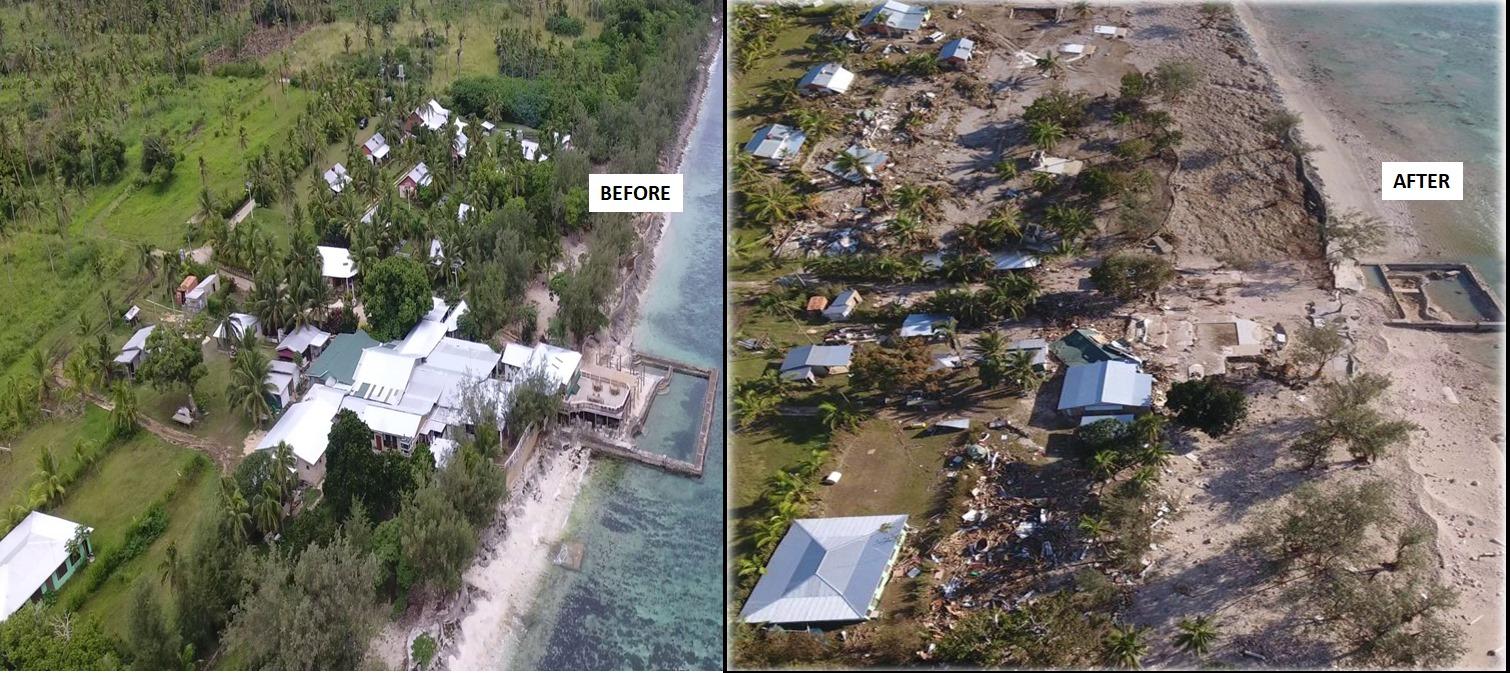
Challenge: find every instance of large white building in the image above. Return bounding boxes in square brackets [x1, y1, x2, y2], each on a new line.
[1, 511, 93, 620]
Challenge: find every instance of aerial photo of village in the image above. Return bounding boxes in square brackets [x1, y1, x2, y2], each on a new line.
[730, 1, 1505, 670]
[0, 0, 723, 670]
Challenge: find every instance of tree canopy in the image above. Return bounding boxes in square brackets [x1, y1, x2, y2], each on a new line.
[358, 256, 432, 341]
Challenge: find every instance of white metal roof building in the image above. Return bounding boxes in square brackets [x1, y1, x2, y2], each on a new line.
[899, 313, 951, 338]
[824, 145, 888, 183]
[317, 246, 358, 280]
[1057, 360, 1154, 417]
[860, 0, 929, 33]
[740, 514, 909, 625]
[276, 324, 331, 357]
[257, 387, 342, 468]
[362, 132, 390, 161]
[351, 346, 421, 405]
[114, 324, 157, 366]
[779, 344, 854, 381]
[323, 163, 351, 193]
[797, 62, 855, 95]
[212, 313, 261, 343]
[744, 124, 807, 164]
[412, 99, 451, 132]
[938, 37, 974, 63]
[1, 511, 92, 620]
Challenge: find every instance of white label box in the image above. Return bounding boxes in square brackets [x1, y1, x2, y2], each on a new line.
[589, 174, 684, 213]
[1381, 161, 1463, 201]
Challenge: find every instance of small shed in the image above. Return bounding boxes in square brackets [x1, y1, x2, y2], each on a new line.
[823, 289, 862, 321]
[797, 63, 855, 95]
[806, 295, 830, 314]
[938, 37, 975, 66]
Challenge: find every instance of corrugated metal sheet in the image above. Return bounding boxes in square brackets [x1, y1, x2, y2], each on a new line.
[740, 515, 908, 624]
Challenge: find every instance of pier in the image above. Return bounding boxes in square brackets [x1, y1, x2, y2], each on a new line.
[572, 352, 717, 478]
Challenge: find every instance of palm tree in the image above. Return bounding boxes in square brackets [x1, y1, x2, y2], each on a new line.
[221, 478, 253, 545]
[1028, 120, 1066, 150]
[272, 442, 296, 498]
[137, 242, 157, 279]
[790, 107, 839, 141]
[892, 183, 941, 220]
[968, 330, 1008, 363]
[1174, 614, 1219, 656]
[1035, 52, 1064, 79]
[888, 215, 929, 249]
[1090, 449, 1120, 481]
[817, 399, 865, 432]
[110, 382, 139, 438]
[1072, 1, 1093, 23]
[28, 349, 52, 408]
[830, 149, 871, 181]
[1102, 623, 1150, 669]
[254, 479, 283, 537]
[1045, 204, 1094, 240]
[741, 179, 804, 227]
[31, 449, 67, 506]
[227, 344, 274, 427]
[1002, 350, 1044, 392]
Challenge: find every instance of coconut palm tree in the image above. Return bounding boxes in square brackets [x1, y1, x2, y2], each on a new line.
[818, 398, 865, 432]
[1002, 349, 1044, 392]
[741, 179, 804, 227]
[1028, 119, 1067, 150]
[1103, 623, 1150, 669]
[109, 382, 138, 438]
[1174, 614, 1220, 656]
[227, 344, 274, 428]
[31, 449, 66, 506]
[830, 149, 871, 182]
[790, 107, 839, 142]
[888, 215, 930, 249]
[1045, 204, 1094, 240]
[159, 542, 182, 594]
[1035, 52, 1064, 79]
[254, 479, 283, 537]
[137, 242, 158, 279]
[968, 330, 1009, 363]
[1091, 449, 1120, 481]
[272, 442, 297, 497]
[892, 183, 941, 220]
[221, 478, 253, 545]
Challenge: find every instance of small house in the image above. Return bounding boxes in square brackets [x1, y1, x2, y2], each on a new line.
[182, 273, 218, 315]
[797, 62, 855, 96]
[779, 344, 854, 382]
[361, 133, 390, 163]
[322, 163, 351, 193]
[824, 145, 888, 183]
[899, 313, 952, 340]
[317, 246, 358, 290]
[1007, 338, 1051, 371]
[265, 359, 302, 410]
[276, 324, 332, 363]
[213, 313, 262, 350]
[823, 289, 862, 321]
[397, 162, 433, 198]
[938, 37, 974, 66]
[113, 324, 157, 377]
[860, 1, 930, 36]
[744, 124, 808, 165]
[740, 515, 909, 625]
[0, 511, 93, 620]
[806, 295, 830, 315]
[405, 98, 451, 134]
[1057, 360, 1154, 418]
[173, 275, 198, 306]
[1050, 328, 1140, 367]
[256, 388, 343, 485]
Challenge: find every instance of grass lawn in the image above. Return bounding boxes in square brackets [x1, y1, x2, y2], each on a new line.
[133, 340, 256, 452]
[0, 407, 117, 515]
[731, 16, 824, 143]
[818, 417, 958, 521]
[71, 470, 218, 640]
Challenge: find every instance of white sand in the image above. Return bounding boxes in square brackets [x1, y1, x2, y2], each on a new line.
[444, 446, 591, 670]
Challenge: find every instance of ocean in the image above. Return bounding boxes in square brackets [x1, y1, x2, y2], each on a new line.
[1250, 2, 1505, 293]
[505, 49, 726, 670]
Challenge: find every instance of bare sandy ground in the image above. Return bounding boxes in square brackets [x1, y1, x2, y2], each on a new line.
[1106, 5, 1506, 669]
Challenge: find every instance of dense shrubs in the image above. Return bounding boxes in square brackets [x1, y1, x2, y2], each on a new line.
[545, 13, 586, 36]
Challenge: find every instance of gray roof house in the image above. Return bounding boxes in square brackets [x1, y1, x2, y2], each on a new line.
[1007, 338, 1051, 371]
[899, 313, 952, 339]
[860, 1, 930, 35]
[113, 324, 157, 375]
[780, 344, 854, 382]
[1057, 360, 1153, 418]
[797, 62, 855, 95]
[939, 37, 975, 65]
[744, 124, 807, 165]
[824, 145, 888, 183]
[740, 514, 909, 625]
[823, 289, 862, 321]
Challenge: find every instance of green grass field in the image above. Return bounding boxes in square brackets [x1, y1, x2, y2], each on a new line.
[731, 17, 823, 144]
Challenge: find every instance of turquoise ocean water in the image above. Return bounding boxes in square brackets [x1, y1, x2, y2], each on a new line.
[506, 49, 725, 670]
[1252, 2, 1505, 292]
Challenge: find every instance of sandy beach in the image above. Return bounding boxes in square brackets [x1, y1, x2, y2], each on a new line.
[1099, 5, 1506, 668]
